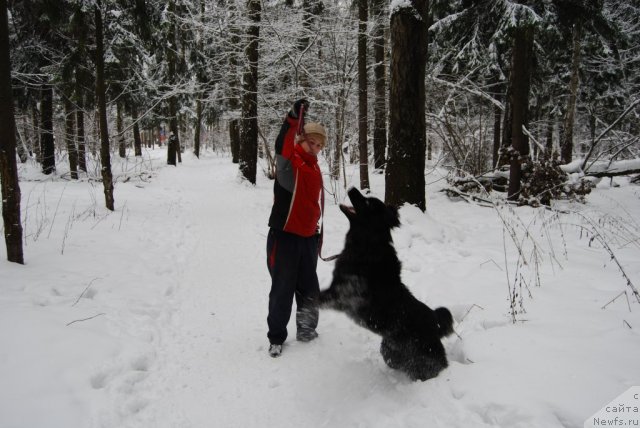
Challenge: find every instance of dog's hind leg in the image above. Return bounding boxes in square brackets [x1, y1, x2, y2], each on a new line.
[407, 357, 448, 381]
[380, 337, 403, 370]
[405, 341, 449, 381]
[435, 307, 455, 338]
[382, 338, 448, 381]
[319, 287, 340, 310]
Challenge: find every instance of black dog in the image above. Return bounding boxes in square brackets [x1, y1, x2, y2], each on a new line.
[319, 188, 454, 381]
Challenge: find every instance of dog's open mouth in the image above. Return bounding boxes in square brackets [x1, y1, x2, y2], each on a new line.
[339, 204, 356, 217]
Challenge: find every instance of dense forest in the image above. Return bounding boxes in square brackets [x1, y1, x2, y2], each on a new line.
[1, 0, 639, 264]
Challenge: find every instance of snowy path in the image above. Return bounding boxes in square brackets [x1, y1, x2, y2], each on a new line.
[104, 155, 640, 428]
[120, 157, 488, 428]
[125, 157, 282, 427]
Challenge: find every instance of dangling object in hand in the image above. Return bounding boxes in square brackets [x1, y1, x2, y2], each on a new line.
[297, 104, 306, 137]
[291, 99, 310, 118]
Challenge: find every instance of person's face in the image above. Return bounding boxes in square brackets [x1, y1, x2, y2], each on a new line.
[300, 134, 324, 156]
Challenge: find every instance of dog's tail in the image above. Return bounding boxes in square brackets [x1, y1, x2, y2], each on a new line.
[435, 307, 454, 338]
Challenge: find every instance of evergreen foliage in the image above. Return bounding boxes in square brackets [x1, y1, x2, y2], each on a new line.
[2, 0, 638, 206]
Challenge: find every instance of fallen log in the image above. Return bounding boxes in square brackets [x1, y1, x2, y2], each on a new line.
[584, 168, 640, 178]
[562, 158, 640, 178]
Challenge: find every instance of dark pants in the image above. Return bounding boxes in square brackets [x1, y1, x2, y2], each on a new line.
[266, 228, 319, 345]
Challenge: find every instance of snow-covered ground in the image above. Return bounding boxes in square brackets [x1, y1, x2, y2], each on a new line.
[1, 148, 639, 428]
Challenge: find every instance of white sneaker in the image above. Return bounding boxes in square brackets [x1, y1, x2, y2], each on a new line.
[268, 344, 282, 358]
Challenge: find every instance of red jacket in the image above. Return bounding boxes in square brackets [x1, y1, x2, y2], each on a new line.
[268, 115, 322, 237]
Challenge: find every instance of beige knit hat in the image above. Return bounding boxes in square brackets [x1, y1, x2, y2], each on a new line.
[303, 122, 327, 145]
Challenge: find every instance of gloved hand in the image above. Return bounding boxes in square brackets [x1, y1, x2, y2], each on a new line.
[289, 99, 310, 119]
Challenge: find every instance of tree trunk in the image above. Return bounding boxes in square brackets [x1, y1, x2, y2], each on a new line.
[167, 109, 180, 165]
[178, 114, 184, 160]
[40, 85, 55, 174]
[230, 119, 240, 163]
[239, 0, 260, 184]
[493, 102, 502, 169]
[560, 19, 583, 164]
[588, 111, 596, 141]
[357, 0, 370, 190]
[492, 81, 503, 169]
[194, 97, 202, 158]
[166, 0, 181, 166]
[18, 114, 29, 163]
[507, 25, 534, 201]
[0, 0, 24, 264]
[71, 4, 89, 172]
[385, 0, 429, 211]
[169, 115, 182, 165]
[32, 103, 41, 163]
[193, 0, 205, 159]
[167, 133, 179, 165]
[132, 108, 142, 156]
[117, 103, 126, 158]
[75, 78, 87, 172]
[227, 0, 241, 164]
[372, 0, 387, 171]
[76, 108, 87, 172]
[95, 1, 114, 211]
[543, 120, 552, 160]
[332, 87, 347, 182]
[297, 0, 319, 89]
[141, 130, 147, 148]
[500, 87, 512, 167]
[64, 96, 78, 179]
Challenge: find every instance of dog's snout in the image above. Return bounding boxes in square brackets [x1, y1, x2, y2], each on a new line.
[347, 187, 366, 207]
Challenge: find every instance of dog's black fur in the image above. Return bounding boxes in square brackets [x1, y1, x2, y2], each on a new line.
[319, 188, 454, 381]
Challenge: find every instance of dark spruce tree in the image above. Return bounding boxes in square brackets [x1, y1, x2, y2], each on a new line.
[239, 0, 261, 184]
[385, 0, 429, 211]
[554, 0, 610, 164]
[39, 83, 55, 174]
[95, 0, 115, 211]
[166, 0, 181, 166]
[227, 0, 242, 165]
[357, 0, 370, 190]
[69, 2, 92, 173]
[0, 0, 24, 264]
[507, 23, 535, 201]
[427, 0, 513, 173]
[371, 0, 387, 171]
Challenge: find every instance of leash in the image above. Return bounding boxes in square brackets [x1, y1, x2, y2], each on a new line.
[318, 189, 339, 262]
[295, 102, 338, 263]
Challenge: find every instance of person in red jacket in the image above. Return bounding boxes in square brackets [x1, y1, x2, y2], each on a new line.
[266, 99, 326, 358]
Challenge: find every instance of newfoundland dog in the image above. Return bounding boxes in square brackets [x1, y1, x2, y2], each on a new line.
[319, 188, 454, 381]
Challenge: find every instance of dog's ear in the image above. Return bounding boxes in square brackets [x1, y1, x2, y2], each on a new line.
[385, 205, 400, 228]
